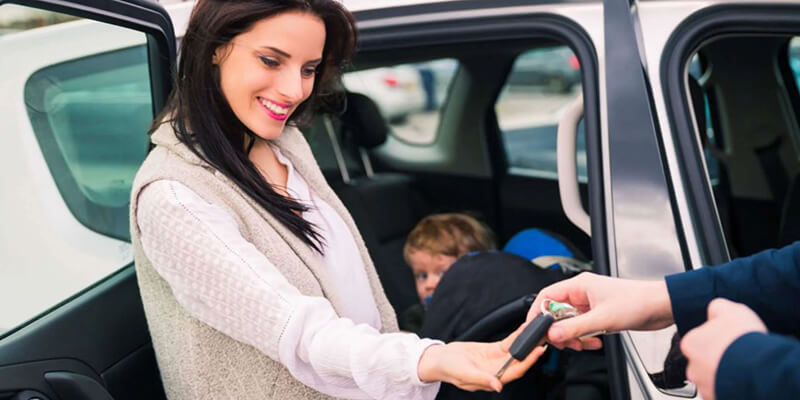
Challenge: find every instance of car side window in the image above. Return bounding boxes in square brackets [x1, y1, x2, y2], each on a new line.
[342, 59, 459, 145]
[687, 34, 800, 258]
[25, 45, 152, 240]
[688, 55, 721, 185]
[788, 37, 800, 89]
[495, 47, 585, 179]
[1, 4, 153, 336]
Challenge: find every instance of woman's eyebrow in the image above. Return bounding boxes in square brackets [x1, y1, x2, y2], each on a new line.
[260, 46, 322, 64]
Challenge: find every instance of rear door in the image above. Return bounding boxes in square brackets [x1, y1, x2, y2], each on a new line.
[0, 0, 175, 398]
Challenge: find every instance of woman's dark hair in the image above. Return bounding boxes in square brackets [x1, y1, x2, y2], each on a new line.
[156, 0, 357, 253]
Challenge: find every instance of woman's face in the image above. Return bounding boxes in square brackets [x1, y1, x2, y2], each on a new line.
[214, 11, 326, 140]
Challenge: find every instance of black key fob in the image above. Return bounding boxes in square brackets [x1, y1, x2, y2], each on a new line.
[509, 313, 554, 360]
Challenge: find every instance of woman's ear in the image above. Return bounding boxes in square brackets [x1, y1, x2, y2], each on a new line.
[212, 44, 230, 65]
[212, 47, 222, 65]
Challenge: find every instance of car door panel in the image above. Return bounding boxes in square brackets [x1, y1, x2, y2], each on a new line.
[0, 0, 175, 398]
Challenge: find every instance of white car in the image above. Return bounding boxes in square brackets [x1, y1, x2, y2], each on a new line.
[2, 0, 799, 399]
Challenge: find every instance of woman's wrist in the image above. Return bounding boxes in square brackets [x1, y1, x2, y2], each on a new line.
[417, 342, 445, 383]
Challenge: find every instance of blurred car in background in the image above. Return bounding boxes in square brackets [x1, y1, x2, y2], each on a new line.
[506, 46, 581, 93]
[342, 65, 426, 122]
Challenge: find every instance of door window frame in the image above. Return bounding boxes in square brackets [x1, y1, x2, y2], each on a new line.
[0, 0, 175, 341]
[661, 4, 800, 266]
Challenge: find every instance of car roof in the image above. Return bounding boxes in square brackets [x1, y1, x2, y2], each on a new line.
[342, 0, 456, 11]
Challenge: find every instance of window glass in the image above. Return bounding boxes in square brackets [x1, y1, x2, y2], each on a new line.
[1, 4, 152, 336]
[25, 44, 152, 240]
[689, 34, 800, 260]
[495, 47, 585, 180]
[0, 4, 79, 35]
[688, 54, 720, 185]
[788, 37, 800, 89]
[343, 59, 459, 145]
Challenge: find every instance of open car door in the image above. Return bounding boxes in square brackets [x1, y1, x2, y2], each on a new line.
[0, 0, 175, 399]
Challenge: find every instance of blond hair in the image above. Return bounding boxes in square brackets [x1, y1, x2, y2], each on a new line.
[403, 213, 496, 264]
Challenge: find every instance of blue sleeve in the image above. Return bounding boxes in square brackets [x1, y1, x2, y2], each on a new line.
[665, 242, 800, 336]
[715, 332, 800, 400]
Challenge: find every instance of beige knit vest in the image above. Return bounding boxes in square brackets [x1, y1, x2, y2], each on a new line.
[129, 122, 398, 400]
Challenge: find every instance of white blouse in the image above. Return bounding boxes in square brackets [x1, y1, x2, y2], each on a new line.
[135, 148, 441, 400]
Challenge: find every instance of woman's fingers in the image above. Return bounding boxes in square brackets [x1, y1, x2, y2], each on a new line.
[453, 367, 503, 392]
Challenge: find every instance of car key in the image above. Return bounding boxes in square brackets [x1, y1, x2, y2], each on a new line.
[495, 299, 582, 379]
[494, 311, 554, 379]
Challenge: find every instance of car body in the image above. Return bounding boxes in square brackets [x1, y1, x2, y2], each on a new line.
[2, 0, 799, 399]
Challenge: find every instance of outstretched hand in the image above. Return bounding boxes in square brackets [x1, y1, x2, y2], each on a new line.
[527, 272, 675, 350]
[418, 324, 547, 392]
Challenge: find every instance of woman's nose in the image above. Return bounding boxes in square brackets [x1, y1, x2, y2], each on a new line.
[276, 68, 305, 103]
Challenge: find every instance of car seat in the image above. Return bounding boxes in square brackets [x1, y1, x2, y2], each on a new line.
[503, 228, 585, 263]
[420, 251, 608, 400]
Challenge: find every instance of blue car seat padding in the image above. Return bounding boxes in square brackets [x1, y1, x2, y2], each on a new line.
[503, 228, 574, 266]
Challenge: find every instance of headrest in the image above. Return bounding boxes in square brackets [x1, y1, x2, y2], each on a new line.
[340, 92, 390, 149]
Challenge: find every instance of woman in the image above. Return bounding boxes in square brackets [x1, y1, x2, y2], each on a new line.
[130, 1, 545, 399]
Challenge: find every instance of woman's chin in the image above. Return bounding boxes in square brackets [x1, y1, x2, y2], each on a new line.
[248, 120, 286, 141]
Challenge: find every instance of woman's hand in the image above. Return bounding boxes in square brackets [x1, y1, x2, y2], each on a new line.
[417, 325, 547, 392]
[528, 272, 675, 350]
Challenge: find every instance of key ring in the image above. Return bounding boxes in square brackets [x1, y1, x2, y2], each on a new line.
[541, 299, 580, 320]
[541, 298, 609, 337]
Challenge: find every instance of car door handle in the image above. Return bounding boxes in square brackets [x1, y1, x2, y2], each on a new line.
[43, 371, 114, 400]
[556, 94, 590, 236]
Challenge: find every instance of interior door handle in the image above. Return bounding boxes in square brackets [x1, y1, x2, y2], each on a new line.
[44, 372, 114, 400]
[556, 94, 590, 236]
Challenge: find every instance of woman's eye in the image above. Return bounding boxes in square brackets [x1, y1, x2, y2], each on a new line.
[259, 56, 279, 67]
[302, 67, 319, 77]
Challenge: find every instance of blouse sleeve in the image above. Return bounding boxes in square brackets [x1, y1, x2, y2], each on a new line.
[136, 180, 441, 400]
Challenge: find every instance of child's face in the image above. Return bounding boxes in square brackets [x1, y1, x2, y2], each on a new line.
[408, 250, 457, 304]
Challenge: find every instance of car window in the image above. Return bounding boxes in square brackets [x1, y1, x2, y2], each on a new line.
[25, 45, 152, 240]
[343, 59, 459, 145]
[495, 46, 585, 180]
[788, 37, 800, 90]
[686, 34, 800, 259]
[1, 5, 152, 336]
[688, 55, 720, 185]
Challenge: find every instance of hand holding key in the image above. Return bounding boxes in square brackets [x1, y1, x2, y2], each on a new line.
[528, 272, 675, 350]
[418, 325, 547, 392]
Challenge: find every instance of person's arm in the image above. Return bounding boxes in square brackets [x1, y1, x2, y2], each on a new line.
[666, 243, 800, 335]
[137, 180, 440, 400]
[716, 332, 800, 400]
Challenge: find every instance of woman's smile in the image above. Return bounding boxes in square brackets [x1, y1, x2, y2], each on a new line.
[258, 96, 290, 121]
